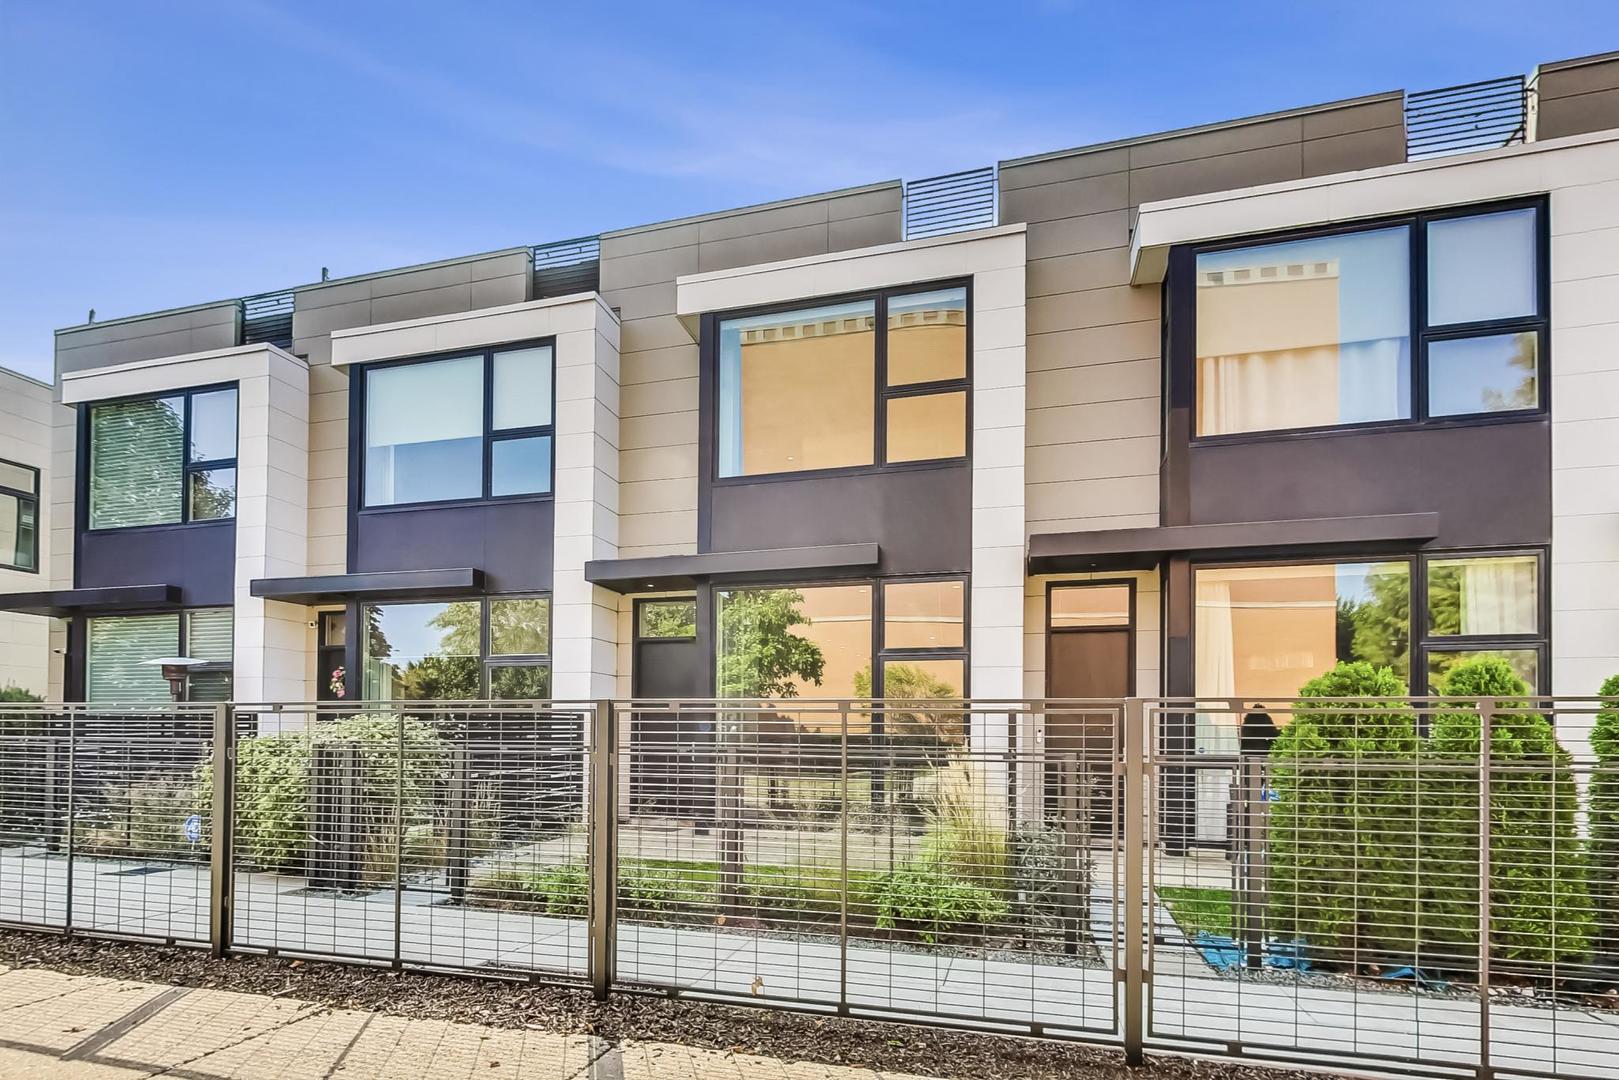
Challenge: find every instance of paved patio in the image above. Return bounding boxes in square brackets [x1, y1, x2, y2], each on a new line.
[1, 844, 1615, 1078]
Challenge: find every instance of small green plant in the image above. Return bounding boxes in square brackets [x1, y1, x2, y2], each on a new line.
[1160, 886, 1234, 938]
[872, 862, 1008, 944]
[470, 862, 589, 916]
[0, 684, 42, 703]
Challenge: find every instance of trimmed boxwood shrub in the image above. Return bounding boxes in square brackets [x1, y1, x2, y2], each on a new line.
[1421, 658, 1591, 970]
[1267, 661, 1420, 966]
[1591, 674, 1619, 959]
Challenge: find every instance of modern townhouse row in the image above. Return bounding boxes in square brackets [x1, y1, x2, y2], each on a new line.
[2, 52, 1617, 812]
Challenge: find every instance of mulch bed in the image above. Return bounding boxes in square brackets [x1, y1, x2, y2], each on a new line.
[0, 928, 1331, 1080]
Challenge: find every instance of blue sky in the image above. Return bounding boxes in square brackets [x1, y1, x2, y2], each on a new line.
[1, 1, 1614, 382]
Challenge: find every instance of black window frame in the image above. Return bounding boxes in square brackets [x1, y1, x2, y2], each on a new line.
[354, 337, 557, 513]
[1186, 546, 1550, 697]
[1186, 195, 1550, 444]
[357, 593, 553, 700]
[705, 278, 973, 485]
[80, 382, 240, 534]
[0, 457, 40, 573]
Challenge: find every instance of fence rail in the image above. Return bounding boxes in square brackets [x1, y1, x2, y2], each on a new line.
[2, 696, 1616, 1078]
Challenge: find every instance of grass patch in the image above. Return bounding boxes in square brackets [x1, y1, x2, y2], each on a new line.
[1159, 886, 1233, 937]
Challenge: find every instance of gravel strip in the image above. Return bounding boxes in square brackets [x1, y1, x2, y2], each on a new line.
[0, 928, 1332, 1080]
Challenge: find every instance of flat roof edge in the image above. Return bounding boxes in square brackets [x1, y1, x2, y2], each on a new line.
[601, 180, 903, 239]
[294, 246, 534, 294]
[56, 297, 243, 338]
[999, 89, 1404, 171]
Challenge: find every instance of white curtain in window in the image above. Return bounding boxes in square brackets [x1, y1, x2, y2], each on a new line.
[1194, 578, 1239, 754]
[1198, 338, 1405, 436]
[1459, 559, 1537, 635]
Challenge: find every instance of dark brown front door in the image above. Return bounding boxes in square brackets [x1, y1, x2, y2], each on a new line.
[630, 598, 711, 820]
[1045, 582, 1135, 831]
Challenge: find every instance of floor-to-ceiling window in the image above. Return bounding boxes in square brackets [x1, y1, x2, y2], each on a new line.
[360, 597, 551, 700]
[84, 609, 233, 704]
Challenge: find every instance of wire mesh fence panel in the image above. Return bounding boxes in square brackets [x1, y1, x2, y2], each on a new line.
[227, 702, 591, 983]
[612, 700, 1117, 1037]
[1140, 697, 1619, 1080]
[0, 704, 216, 943]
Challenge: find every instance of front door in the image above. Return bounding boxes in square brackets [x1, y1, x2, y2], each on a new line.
[630, 598, 710, 819]
[1045, 582, 1135, 831]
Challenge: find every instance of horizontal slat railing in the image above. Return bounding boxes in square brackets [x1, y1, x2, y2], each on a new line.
[2, 695, 1613, 1079]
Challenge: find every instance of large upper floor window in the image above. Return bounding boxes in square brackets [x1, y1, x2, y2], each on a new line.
[715, 284, 969, 478]
[0, 459, 39, 572]
[1193, 201, 1545, 438]
[362, 342, 553, 508]
[88, 386, 237, 530]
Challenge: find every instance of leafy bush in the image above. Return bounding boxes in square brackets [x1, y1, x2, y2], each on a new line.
[872, 861, 1008, 944]
[199, 714, 446, 881]
[1423, 658, 1591, 969]
[1267, 661, 1420, 965]
[1595, 674, 1619, 958]
[1011, 822, 1076, 936]
[471, 862, 588, 917]
[0, 684, 42, 703]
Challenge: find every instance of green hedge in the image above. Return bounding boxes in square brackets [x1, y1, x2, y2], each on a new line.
[1267, 661, 1420, 965]
[1592, 674, 1619, 958]
[1424, 659, 1590, 969]
[1267, 658, 1591, 972]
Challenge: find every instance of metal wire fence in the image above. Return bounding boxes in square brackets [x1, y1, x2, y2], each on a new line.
[1, 695, 1616, 1078]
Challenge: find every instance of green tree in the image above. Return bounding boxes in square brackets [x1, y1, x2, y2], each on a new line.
[1267, 661, 1419, 966]
[1588, 674, 1619, 958]
[1423, 657, 1591, 969]
[716, 589, 826, 698]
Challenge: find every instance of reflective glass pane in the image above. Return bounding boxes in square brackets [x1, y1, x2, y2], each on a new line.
[364, 357, 483, 506]
[881, 658, 967, 746]
[86, 614, 179, 704]
[490, 435, 551, 496]
[1427, 648, 1539, 694]
[885, 390, 966, 463]
[490, 664, 552, 699]
[1427, 208, 1537, 326]
[1194, 561, 1411, 703]
[361, 600, 482, 700]
[717, 301, 876, 476]
[1426, 555, 1538, 636]
[490, 597, 550, 655]
[492, 345, 553, 430]
[186, 608, 235, 703]
[639, 599, 697, 638]
[0, 494, 35, 570]
[716, 585, 872, 700]
[1050, 584, 1131, 628]
[90, 397, 184, 529]
[321, 611, 348, 648]
[1427, 332, 1538, 417]
[1196, 227, 1411, 435]
[189, 467, 236, 520]
[0, 460, 35, 493]
[887, 287, 967, 386]
[883, 580, 964, 649]
[189, 388, 238, 462]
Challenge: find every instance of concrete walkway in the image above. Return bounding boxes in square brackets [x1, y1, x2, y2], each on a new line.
[0, 964, 945, 1079]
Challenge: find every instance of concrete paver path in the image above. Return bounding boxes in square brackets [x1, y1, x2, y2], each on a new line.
[0, 964, 940, 1080]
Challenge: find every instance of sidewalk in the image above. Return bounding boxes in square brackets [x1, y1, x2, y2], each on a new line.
[0, 963, 937, 1080]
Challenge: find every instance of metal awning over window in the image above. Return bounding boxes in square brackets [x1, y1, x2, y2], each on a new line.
[0, 584, 181, 618]
[585, 543, 880, 594]
[249, 568, 484, 605]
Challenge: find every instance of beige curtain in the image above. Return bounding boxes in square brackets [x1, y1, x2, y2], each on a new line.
[1460, 558, 1537, 635]
[1197, 347, 1339, 435]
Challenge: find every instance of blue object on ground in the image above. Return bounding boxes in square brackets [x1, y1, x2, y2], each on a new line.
[1194, 933, 1313, 972]
[1381, 966, 1450, 990]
